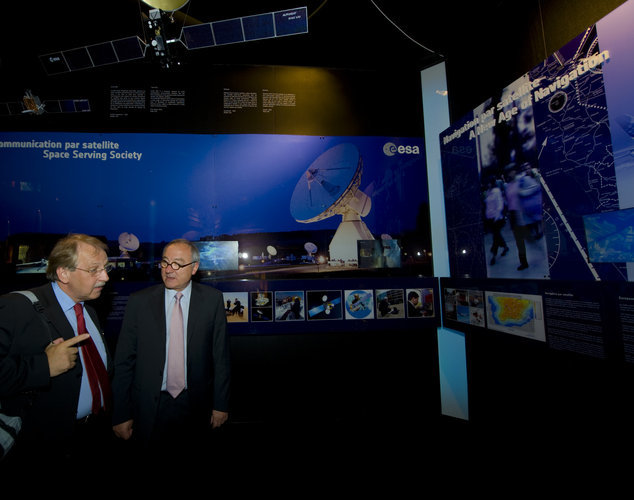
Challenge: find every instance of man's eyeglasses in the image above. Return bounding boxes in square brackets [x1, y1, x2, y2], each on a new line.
[74, 263, 115, 275]
[159, 260, 196, 271]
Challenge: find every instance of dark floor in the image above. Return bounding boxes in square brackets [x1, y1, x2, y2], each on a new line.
[196, 413, 632, 495]
[3, 410, 631, 494]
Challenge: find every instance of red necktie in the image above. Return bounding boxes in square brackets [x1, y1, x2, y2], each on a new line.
[73, 303, 112, 414]
[166, 292, 185, 398]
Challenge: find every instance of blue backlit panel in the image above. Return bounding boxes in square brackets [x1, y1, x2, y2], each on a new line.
[212, 18, 244, 45]
[275, 8, 308, 36]
[39, 36, 146, 75]
[87, 42, 119, 67]
[182, 23, 215, 49]
[111, 37, 146, 62]
[181, 6, 308, 50]
[63, 47, 93, 71]
[243, 13, 275, 41]
[39, 52, 70, 75]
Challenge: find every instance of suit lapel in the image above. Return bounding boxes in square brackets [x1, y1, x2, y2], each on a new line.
[37, 283, 115, 372]
[186, 283, 199, 343]
[154, 285, 168, 359]
[36, 283, 75, 341]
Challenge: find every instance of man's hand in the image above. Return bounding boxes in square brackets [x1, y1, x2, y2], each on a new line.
[45, 334, 89, 377]
[113, 420, 134, 440]
[211, 410, 229, 428]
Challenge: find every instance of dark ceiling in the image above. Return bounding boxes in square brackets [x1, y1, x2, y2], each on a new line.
[0, 1, 503, 76]
[2, 0, 627, 123]
[0, 0, 517, 120]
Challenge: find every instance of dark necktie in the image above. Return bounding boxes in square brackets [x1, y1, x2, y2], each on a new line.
[166, 292, 185, 398]
[73, 303, 112, 414]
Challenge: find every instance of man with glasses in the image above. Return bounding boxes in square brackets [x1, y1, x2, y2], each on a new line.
[0, 233, 114, 467]
[112, 238, 230, 460]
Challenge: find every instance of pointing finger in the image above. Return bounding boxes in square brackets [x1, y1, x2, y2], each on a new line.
[63, 333, 90, 346]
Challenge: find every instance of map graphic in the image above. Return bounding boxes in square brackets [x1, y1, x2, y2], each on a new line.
[439, 117, 485, 277]
[485, 292, 546, 341]
[529, 26, 625, 281]
[488, 296, 533, 326]
[583, 207, 634, 262]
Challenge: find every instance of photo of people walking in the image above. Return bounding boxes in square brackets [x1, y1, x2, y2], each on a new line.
[482, 162, 548, 279]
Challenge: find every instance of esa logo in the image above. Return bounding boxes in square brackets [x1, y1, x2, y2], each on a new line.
[383, 142, 420, 156]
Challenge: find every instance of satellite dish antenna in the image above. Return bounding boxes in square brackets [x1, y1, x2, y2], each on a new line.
[290, 143, 373, 266]
[267, 245, 277, 257]
[304, 241, 317, 263]
[118, 232, 140, 258]
[141, 0, 190, 11]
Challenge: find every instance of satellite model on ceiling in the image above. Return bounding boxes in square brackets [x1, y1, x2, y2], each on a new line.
[0, 89, 90, 116]
[290, 143, 374, 267]
[21, 90, 44, 115]
[38, 0, 309, 74]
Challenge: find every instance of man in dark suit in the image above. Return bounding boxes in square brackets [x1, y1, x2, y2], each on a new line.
[112, 238, 230, 456]
[0, 233, 113, 466]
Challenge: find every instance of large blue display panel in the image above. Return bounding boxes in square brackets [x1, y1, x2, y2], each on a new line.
[0, 132, 434, 335]
[0, 134, 426, 251]
[440, 0, 634, 282]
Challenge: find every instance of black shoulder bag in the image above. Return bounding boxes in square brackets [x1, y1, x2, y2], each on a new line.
[0, 290, 53, 460]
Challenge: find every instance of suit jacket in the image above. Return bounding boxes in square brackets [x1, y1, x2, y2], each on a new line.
[112, 281, 230, 443]
[0, 282, 110, 443]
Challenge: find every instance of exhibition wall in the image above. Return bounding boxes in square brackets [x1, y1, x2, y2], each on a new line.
[0, 11, 442, 424]
[439, 0, 634, 429]
[6, 0, 630, 430]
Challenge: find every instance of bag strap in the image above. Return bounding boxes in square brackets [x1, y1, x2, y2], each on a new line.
[11, 290, 56, 342]
[11, 290, 39, 305]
